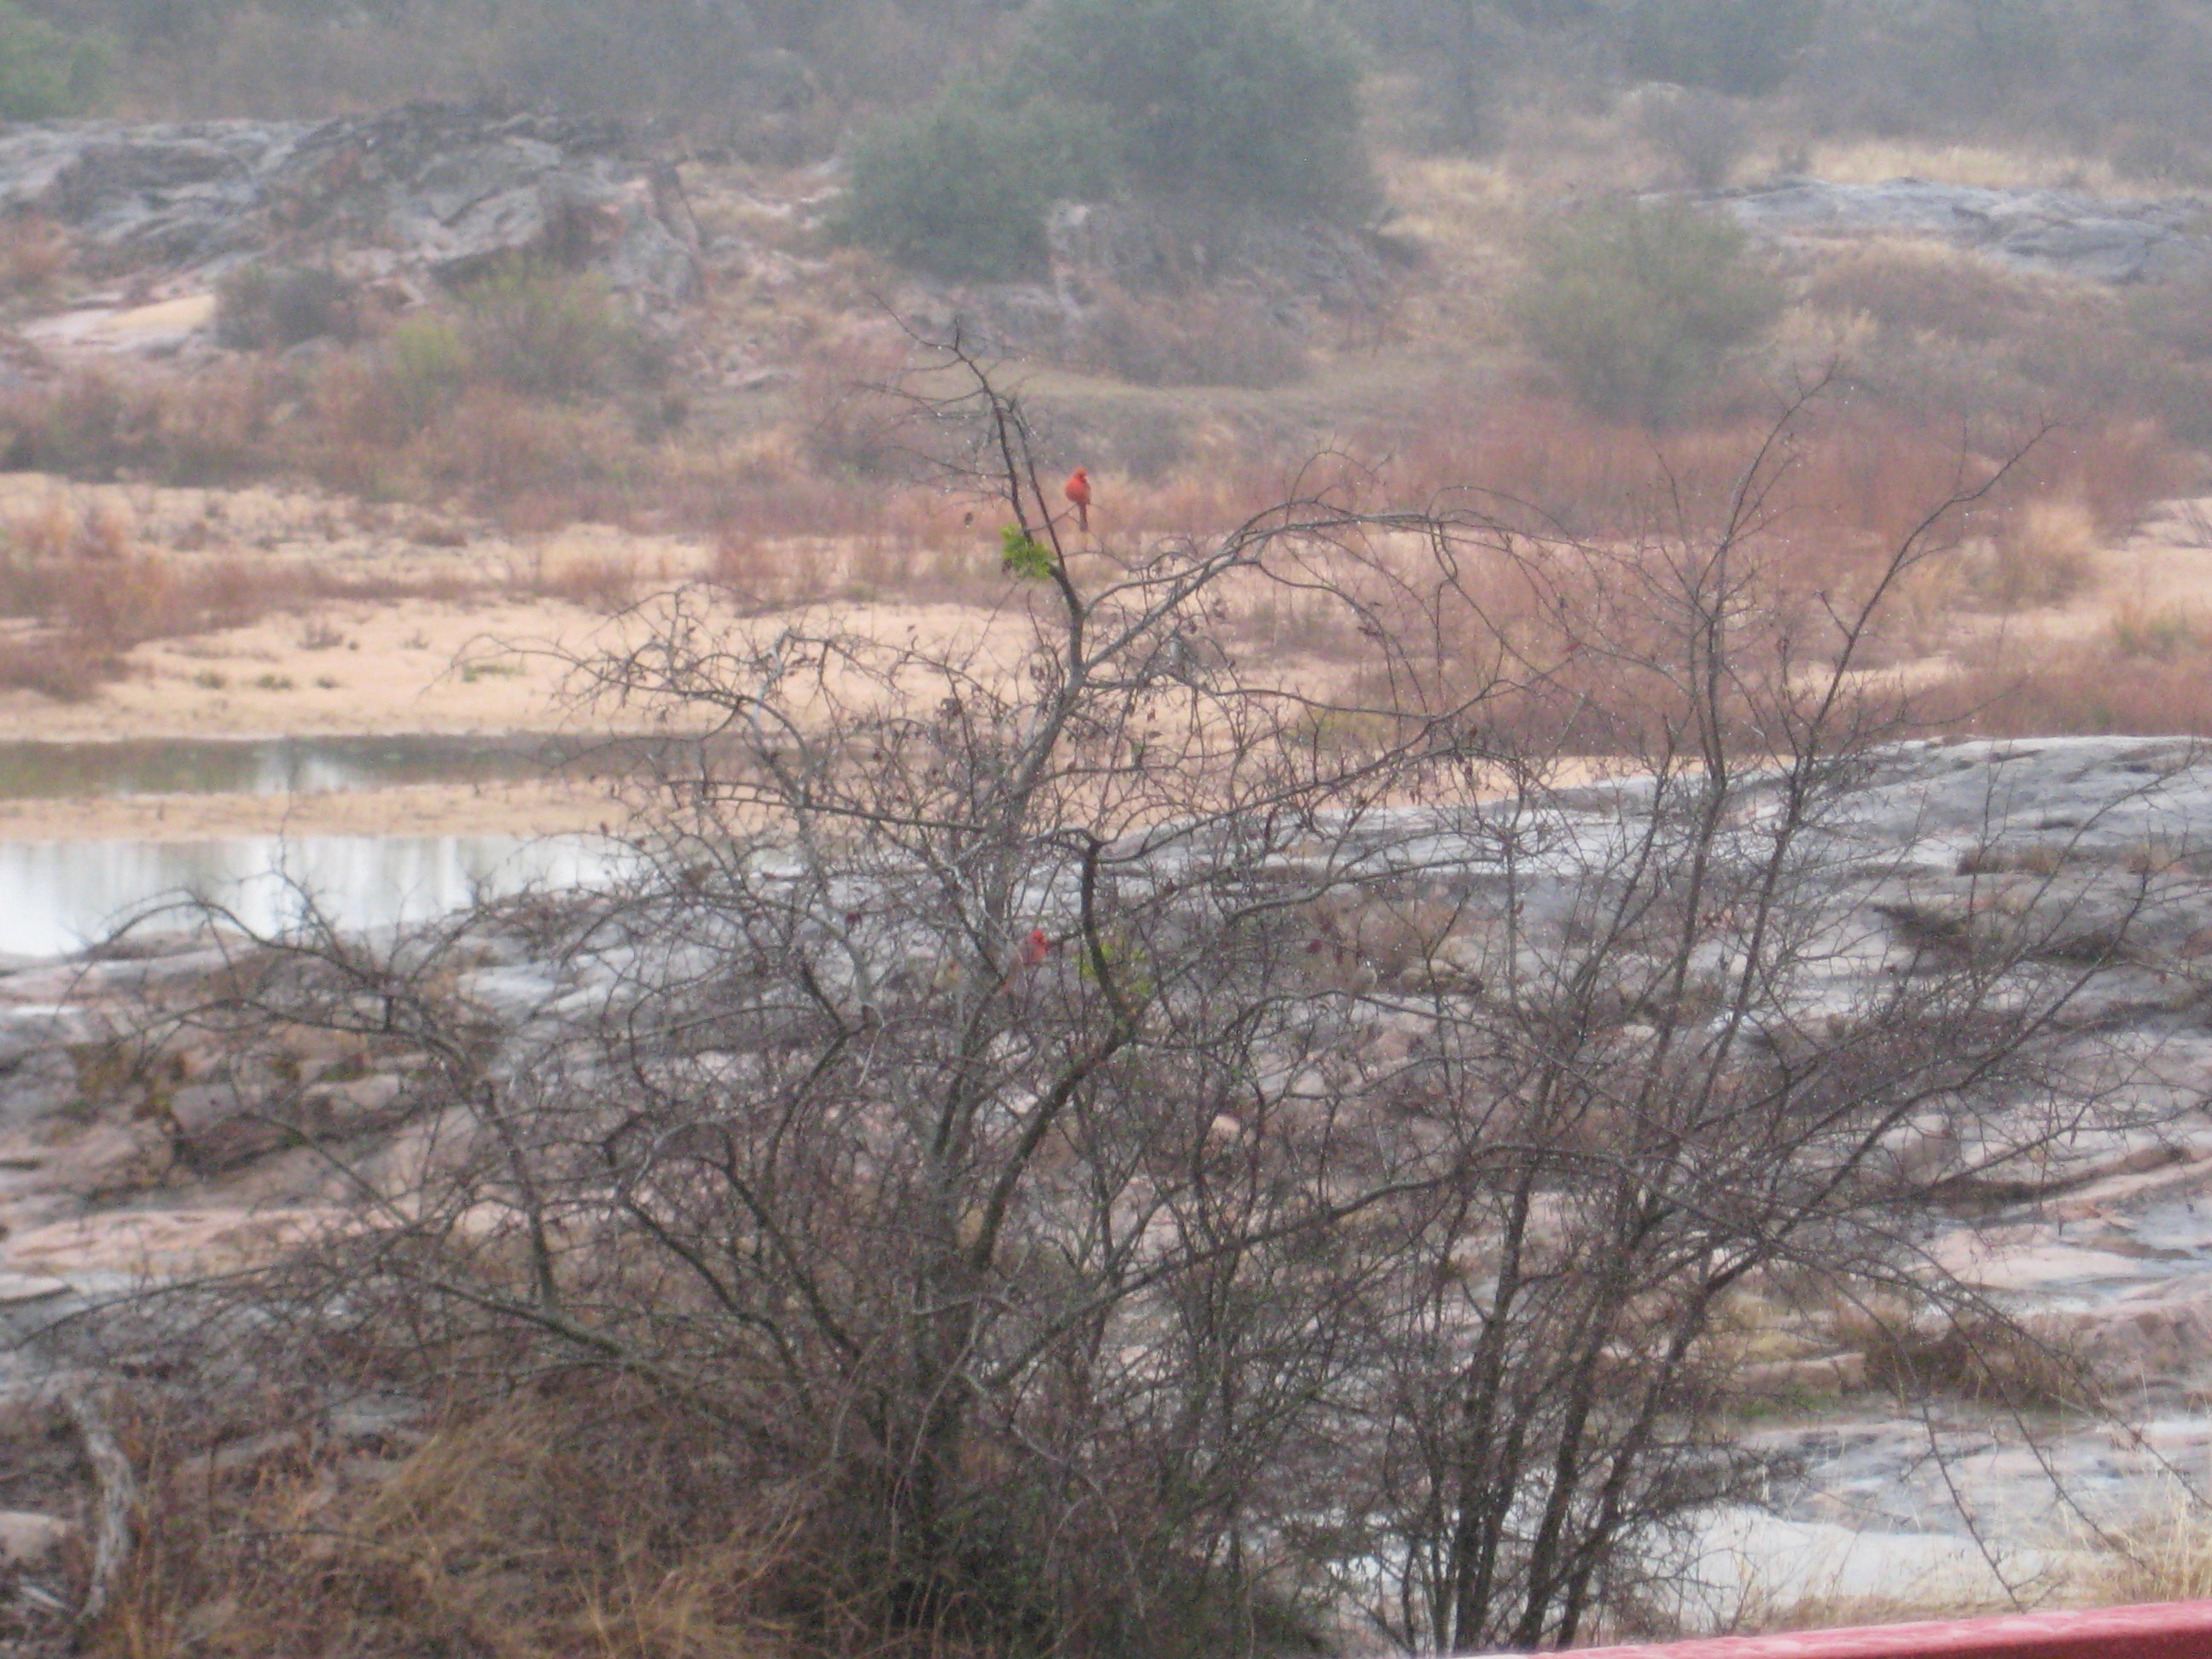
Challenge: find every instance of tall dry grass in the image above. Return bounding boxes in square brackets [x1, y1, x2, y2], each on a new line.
[78, 1387, 815, 1659]
[0, 493, 491, 699]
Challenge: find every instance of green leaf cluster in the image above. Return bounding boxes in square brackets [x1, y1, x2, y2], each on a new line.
[999, 525, 1058, 580]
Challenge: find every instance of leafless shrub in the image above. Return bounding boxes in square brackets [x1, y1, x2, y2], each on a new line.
[96, 359, 2182, 1655]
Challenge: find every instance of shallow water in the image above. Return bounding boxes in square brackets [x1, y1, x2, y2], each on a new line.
[0, 734, 662, 800]
[0, 833, 622, 958]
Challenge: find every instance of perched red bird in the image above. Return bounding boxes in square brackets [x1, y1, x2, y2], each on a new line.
[1063, 467, 1092, 533]
[1000, 926, 1051, 995]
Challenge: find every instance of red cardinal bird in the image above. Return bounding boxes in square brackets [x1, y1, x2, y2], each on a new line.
[1001, 927, 1051, 994]
[1063, 467, 1092, 533]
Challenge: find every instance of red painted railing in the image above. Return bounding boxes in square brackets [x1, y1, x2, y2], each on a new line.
[1551, 1600, 2212, 1657]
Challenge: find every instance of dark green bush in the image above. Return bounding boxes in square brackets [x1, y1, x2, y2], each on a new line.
[216, 265, 359, 351]
[455, 261, 660, 400]
[0, 0, 108, 117]
[1513, 198, 1783, 423]
[1619, 0, 1821, 95]
[1031, 0, 1375, 218]
[839, 90, 1115, 280]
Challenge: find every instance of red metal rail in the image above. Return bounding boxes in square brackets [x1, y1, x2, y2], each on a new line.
[1553, 1600, 2212, 1657]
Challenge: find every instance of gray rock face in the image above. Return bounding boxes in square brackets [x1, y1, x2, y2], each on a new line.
[1724, 176, 2212, 284]
[8, 736, 2212, 1604]
[0, 104, 700, 303]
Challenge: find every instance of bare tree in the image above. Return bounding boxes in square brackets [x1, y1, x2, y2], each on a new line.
[106, 356, 2190, 1654]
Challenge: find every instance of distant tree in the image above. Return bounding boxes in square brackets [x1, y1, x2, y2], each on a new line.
[1030, 0, 1377, 218]
[0, 0, 107, 118]
[839, 90, 1116, 280]
[1513, 197, 1782, 423]
[1618, 0, 1821, 96]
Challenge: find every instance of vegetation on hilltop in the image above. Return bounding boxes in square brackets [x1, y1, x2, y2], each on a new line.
[839, 0, 1372, 280]
[0, 0, 105, 116]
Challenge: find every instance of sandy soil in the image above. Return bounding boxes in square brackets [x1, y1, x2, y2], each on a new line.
[4, 597, 603, 740]
[2085, 498, 2212, 621]
[0, 475, 1056, 835]
[1933, 497, 2212, 654]
[11, 466, 2194, 844]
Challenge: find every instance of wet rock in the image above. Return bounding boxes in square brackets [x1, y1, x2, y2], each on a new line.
[0, 1005, 108, 1068]
[0, 1052, 74, 1128]
[1724, 177, 2212, 284]
[45, 1121, 172, 1197]
[170, 1070, 410, 1170]
[0, 1510, 73, 1566]
[2036, 1270, 2212, 1391]
[166, 1081, 284, 1170]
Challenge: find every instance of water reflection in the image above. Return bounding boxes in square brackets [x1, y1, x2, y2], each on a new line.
[0, 834, 623, 958]
[0, 734, 667, 800]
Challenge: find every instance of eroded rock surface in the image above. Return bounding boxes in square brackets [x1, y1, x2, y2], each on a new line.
[1725, 177, 2212, 284]
[0, 105, 700, 304]
[3, 736, 2212, 1613]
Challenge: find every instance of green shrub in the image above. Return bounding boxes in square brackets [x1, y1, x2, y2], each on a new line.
[839, 90, 1115, 281]
[455, 261, 658, 400]
[381, 314, 474, 430]
[216, 264, 358, 351]
[1513, 198, 1783, 423]
[1619, 0, 1821, 96]
[1031, 0, 1375, 218]
[0, 1, 108, 118]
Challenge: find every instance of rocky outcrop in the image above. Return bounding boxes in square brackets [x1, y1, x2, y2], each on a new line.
[8, 736, 2212, 1617]
[1724, 176, 2212, 284]
[0, 105, 700, 305]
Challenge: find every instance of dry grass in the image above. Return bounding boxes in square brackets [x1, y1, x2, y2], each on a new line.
[1080, 284, 1312, 389]
[90, 1388, 815, 1659]
[2085, 1483, 2212, 1605]
[1841, 1304, 2098, 1412]
[1929, 614, 2212, 737]
[1802, 239, 2061, 346]
[1728, 1582, 2023, 1638]
[0, 213, 73, 300]
[0, 492, 496, 699]
[1803, 138, 2136, 194]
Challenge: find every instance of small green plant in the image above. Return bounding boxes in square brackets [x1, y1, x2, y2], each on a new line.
[1513, 198, 1783, 424]
[839, 91, 1115, 280]
[190, 668, 226, 690]
[0, 2, 108, 119]
[457, 261, 656, 401]
[252, 672, 294, 691]
[381, 316, 474, 432]
[2110, 602, 2196, 661]
[1000, 524, 1057, 579]
[461, 657, 526, 683]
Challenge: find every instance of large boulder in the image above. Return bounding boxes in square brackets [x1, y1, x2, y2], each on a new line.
[1723, 176, 2212, 285]
[0, 105, 701, 305]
